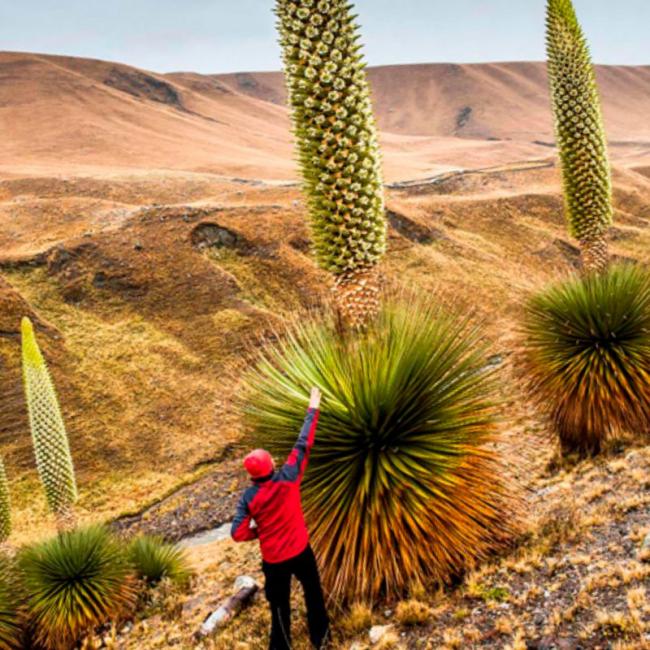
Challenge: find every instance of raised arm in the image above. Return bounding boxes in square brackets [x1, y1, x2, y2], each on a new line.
[279, 388, 321, 483]
[231, 487, 259, 542]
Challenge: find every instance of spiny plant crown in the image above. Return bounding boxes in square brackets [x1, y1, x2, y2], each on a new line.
[522, 264, 650, 455]
[546, 0, 612, 244]
[20, 526, 135, 649]
[276, 0, 386, 275]
[0, 556, 23, 650]
[21, 317, 77, 516]
[241, 299, 515, 599]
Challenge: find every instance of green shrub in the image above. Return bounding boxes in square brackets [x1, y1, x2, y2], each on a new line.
[241, 299, 516, 600]
[128, 536, 191, 587]
[19, 526, 134, 649]
[0, 557, 24, 650]
[522, 264, 650, 455]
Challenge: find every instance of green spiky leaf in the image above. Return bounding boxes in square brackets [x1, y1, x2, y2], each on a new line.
[240, 299, 516, 600]
[20, 317, 77, 517]
[0, 556, 24, 650]
[546, 0, 612, 245]
[522, 264, 650, 455]
[276, 0, 386, 276]
[128, 536, 192, 587]
[19, 526, 134, 649]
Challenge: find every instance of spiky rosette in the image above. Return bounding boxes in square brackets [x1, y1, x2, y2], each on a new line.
[19, 526, 135, 650]
[546, 0, 612, 273]
[0, 460, 10, 544]
[522, 264, 650, 456]
[128, 536, 192, 587]
[276, 0, 386, 325]
[241, 299, 516, 600]
[0, 556, 24, 650]
[20, 318, 77, 526]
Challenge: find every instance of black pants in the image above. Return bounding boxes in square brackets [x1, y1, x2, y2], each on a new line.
[262, 545, 329, 650]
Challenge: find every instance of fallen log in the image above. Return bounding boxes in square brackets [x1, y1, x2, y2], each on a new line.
[196, 576, 259, 638]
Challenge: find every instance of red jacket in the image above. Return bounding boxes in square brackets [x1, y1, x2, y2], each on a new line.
[231, 408, 319, 563]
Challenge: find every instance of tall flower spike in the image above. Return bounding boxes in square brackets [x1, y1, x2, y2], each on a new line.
[21, 317, 77, 528]
[0, 458, 10, 543]
[546, 0, 612, 273]
[276, 0, 387, 328]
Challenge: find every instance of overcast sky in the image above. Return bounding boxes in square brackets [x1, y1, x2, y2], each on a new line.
[1, 0, 648, 74]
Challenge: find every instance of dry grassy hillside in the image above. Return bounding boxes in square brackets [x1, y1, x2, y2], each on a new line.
[0, 51, 649, 647]
[2, 162, 650, 543]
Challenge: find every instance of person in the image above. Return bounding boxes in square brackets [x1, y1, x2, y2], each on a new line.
[231, 387, 329, 650]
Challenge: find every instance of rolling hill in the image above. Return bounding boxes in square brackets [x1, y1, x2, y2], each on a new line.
[2, 52, 650, 183]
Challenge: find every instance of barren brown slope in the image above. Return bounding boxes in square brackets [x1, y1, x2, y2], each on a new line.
[3, 53, 650, 185]
[208, 61, 650, 141]
[0, 51, 295, 179]
[2, 162, 650, 543]
[1, 52, 650, 547]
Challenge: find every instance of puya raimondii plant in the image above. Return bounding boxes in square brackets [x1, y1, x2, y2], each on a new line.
[242, 298, 516, 600]
[19, 526, 135, 650]
[546, 0, 612, 274]
[21, 317, 77, 530]
[523, 264, 650, 456]
[522, 1, 650, 457]
[276, 0, 386, 328]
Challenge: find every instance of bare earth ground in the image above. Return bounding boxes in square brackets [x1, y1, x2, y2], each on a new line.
[0, 52, 649, 647]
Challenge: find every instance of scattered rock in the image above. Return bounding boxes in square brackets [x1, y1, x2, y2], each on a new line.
[191, 223, 240, 249]
[134, 241, 144, 251]
[369, 624, 393, 645]
[234, 575, 257, 591]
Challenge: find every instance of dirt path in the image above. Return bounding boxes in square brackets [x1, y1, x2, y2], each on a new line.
[112, 457, 247, 542]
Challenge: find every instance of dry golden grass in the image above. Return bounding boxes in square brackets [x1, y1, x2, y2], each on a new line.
[395, 600, 433, 627]
[340, 602, 373, 636]
[0, 136, 649, 648]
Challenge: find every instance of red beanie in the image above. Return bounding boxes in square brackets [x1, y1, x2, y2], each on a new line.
[244, 449, 274, 479]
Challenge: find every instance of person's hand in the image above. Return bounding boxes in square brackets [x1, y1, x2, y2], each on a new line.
[309, 386, 322, 410]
